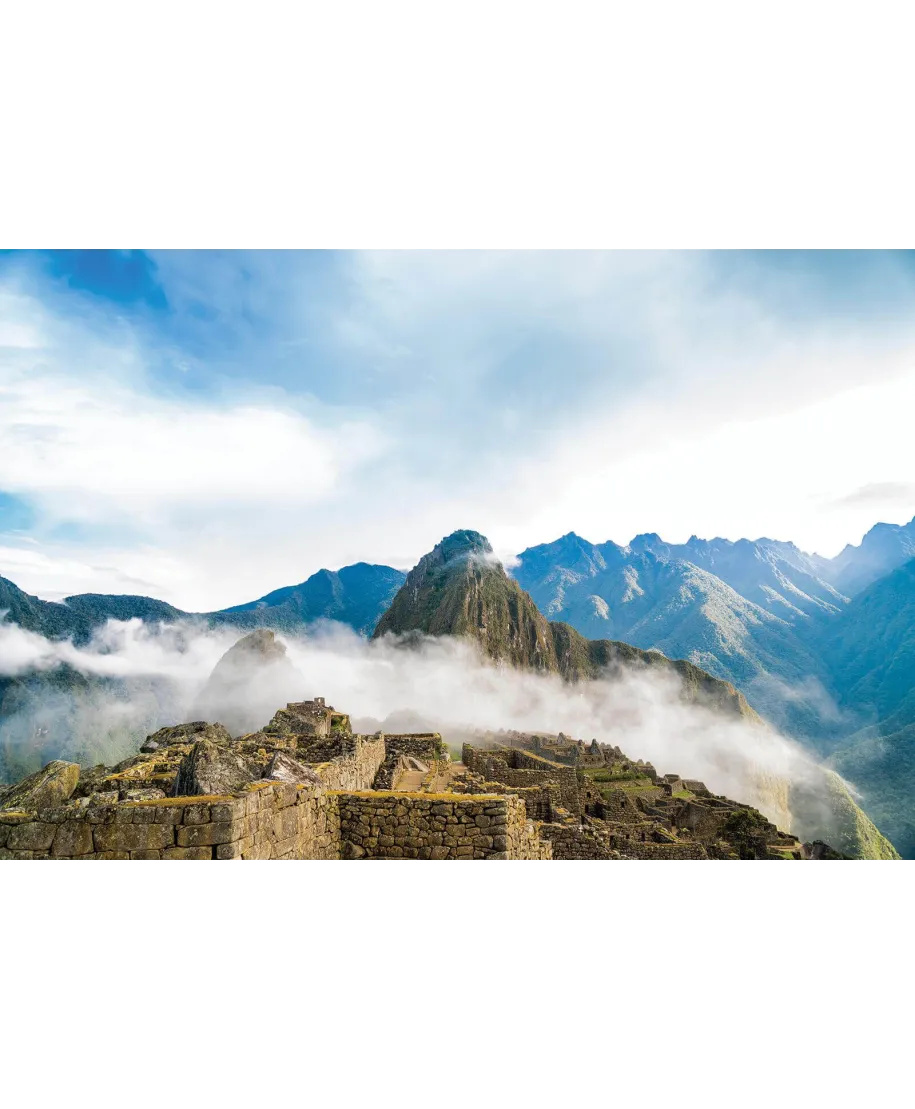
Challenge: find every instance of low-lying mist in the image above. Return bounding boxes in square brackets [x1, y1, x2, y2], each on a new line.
[0, 616, 842, 835]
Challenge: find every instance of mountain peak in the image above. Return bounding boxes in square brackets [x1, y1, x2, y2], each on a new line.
[435, 529, 493, 562]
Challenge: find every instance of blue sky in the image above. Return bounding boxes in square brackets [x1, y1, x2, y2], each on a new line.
[2, 249, 915, 609]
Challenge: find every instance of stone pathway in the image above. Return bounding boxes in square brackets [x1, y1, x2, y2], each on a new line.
[392, 760, 467, 793]
[394, 768, 427, 792]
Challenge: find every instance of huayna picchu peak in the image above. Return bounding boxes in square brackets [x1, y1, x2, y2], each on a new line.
[373, 529, 760, 714]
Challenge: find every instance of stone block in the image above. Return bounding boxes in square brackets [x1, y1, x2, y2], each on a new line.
[274, 837, 298, 858]
[176, 822, 239, 847]
[130, 806, 161, 824]
[241, 841, 273, 860]
[36, 807, 76, 824]
[93, 823, 175, 853]
[162, 846, 212, 859]
[131, 850, 162, 859]
[215, 833, 251, 860]
[51, 821, 95, 857]
[182, 803, 211, 825]
[275, 783, 297, 808]
[8, 822, 57, 852]
[210, 799, 247, 823]
[0, 811, 32, 825]
[85, 805, 119, 824]
[153, 805, 185, 824]
[277, 808, 298, 839]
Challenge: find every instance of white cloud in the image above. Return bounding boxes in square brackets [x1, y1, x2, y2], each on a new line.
[0, 283, 388, 606]
[1, 375, 381, 523]
[0, 307, 385, 526]
[4, 253, 915, 607]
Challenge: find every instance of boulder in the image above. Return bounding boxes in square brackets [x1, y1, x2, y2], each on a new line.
[123, 788, 167, 802]
[140, 721, 233, 754]
[261, 751, 322, 788]
[173, 740, 261, 797]
[71, 764, 111, 799]
[1, 760, 80, 812]
[85, 791, 119, 806]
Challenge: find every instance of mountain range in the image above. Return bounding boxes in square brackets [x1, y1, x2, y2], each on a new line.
[0, 561, 404, 644]
[2, 515, 914, 854]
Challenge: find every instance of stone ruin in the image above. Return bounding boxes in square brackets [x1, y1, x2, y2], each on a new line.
[456, 731, 826, 859]
[0, 698, 841, 860]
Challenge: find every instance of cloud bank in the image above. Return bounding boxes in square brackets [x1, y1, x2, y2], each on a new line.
[0, 616, 838, 836]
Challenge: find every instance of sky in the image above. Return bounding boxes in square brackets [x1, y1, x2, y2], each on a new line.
[2, 249, 915, 611]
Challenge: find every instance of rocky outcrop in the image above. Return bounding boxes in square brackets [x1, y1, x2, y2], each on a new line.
[173, 740, 263, 797]
[140, 721, 233, 753]
[0, 760, 80, 811]
[261, 751, 322, 788]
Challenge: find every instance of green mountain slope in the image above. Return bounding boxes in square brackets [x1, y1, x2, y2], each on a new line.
[214, 563, 406, 635]
[512, 534, 837, 740]
[808, 557, 915, 856]
[0, 562, 406, 642]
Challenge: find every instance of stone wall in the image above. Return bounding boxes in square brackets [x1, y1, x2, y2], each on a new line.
[451, 775, 560, 821]
[538, 820, 621, 860]
[0, 780, 340, 860]
[0, 730, 388, 861]
[308, 734, 386, 792]
[619, 841, 709, 859]
[336, 791, 552, 859]
[538, 819, 710, 860]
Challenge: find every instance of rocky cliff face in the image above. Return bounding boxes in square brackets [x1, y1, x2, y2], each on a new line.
[374, 530, 560, 673]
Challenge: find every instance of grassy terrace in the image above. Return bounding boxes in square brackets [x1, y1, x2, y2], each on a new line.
[581, 767, 695, 801]
[580, 767, 668, 800]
